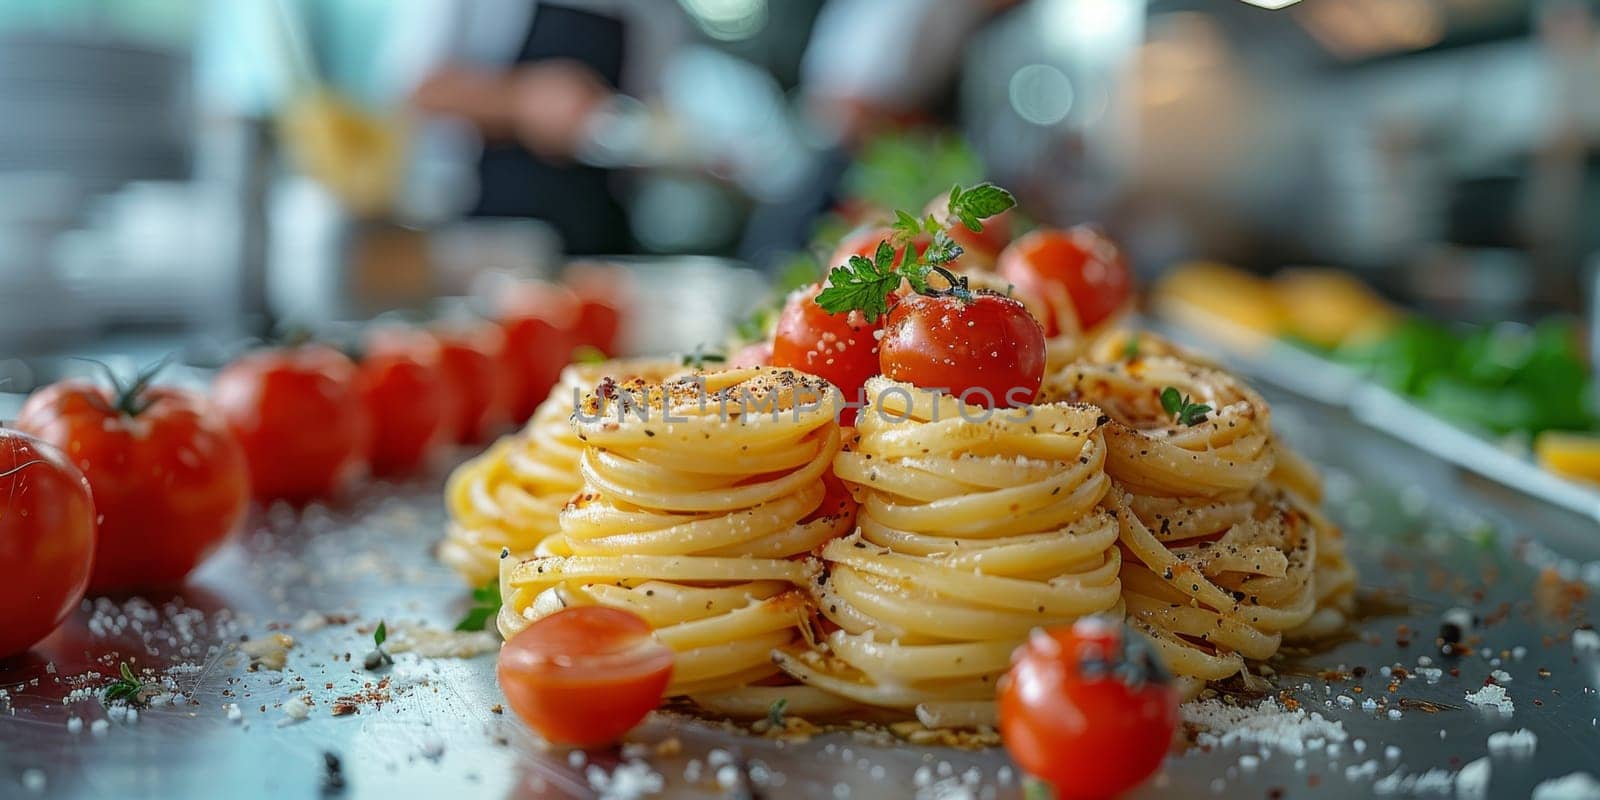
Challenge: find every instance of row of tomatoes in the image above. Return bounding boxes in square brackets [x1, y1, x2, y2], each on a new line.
[755, 206, 1134, 417]
[0, 267, 627, 662]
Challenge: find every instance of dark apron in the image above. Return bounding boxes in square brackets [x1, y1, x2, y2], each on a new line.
[471, 4, 631, 255]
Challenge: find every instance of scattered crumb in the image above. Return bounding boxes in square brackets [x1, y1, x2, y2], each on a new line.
[383, 624, 498, 659]
[240, 633, 296, 671]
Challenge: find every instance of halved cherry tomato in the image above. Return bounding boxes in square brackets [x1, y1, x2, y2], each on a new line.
[999, 226, 1133, 336]
[17, 377, 248, 592]
[999, 618, 1179, 800]
[214, 345, 371, 503]
[924, 195, 1012, 271]
[771, 283, 889, 423]
[564, 263, 631, 356]
[0, 429, 95, 659]
[497, 606, 675, 747]
[879, 291, 1046, 407]
[498, 282, 580, 424]
[358, 330, 452, 477]
[433, 322, 506, 444]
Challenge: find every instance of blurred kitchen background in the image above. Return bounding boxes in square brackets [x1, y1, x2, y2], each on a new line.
[0, 0, 1596, 359]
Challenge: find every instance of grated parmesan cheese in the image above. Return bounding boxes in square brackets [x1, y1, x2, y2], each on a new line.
[1465, 684, 1514, 714]
[1182, 697, 1346, 757]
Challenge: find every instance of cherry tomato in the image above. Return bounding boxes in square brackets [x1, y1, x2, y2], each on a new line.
[924, 195, 1013, 270]
[214, 345, 371, 504]
[879, 291, 1046, 408]
[999, 619, 1179, 800]
[729, 340, 773, 368]
[999, 226, 1133, 336]
[17, 379, 249, 592]
[0, 429, 95, 659]
[498, 282, 580, 424]
[358, 330, 452, 477]
[771, 283, 888, 423]
[565, 263, 631, 356]
[433, 322, 506, 444]
[497, 606, 675, 747]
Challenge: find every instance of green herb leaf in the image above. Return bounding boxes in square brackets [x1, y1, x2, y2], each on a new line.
[1160, 387, 1183, 416]
[455, 580, 503, 632]
[1124, 336, 1141, 359]
[101, 662, 145, 705]
[767, 697, 788, 728]
[1160, 386, 1212, 426]
[947, 182, 1016, 232]
[925, 229, 964, 268]
[374, 621, 388, 648]
[815, 254, 902, 323]
[891, 210, 923, 244]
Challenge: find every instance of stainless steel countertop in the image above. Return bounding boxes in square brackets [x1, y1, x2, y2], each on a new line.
[2, 386, 1598, 799]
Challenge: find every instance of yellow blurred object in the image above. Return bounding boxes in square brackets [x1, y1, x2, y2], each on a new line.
[280, 90, 405, 217]
[1274, 268, 1398, 348]
[1535, 432, 1600, 486]
[1152, 261, 1284, 349]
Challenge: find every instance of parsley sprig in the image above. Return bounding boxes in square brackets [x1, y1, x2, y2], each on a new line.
[454, 580, 502, 632]
[102, 662, 146, 705]
[815, 182, 1017, 322]
[1160, 387, 1212, 426]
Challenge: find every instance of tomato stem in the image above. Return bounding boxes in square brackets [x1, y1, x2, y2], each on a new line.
[75, 357, 169, 417]
[924, 265, 973, 303]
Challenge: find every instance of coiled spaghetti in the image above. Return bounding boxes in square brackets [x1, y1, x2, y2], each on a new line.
[440, 358, 680, 585]
[1043, 355, 1317, 697]
[1271, 444, 1358, 640]
[499, 367, 856, 709]
[776, 377, 1123, 726]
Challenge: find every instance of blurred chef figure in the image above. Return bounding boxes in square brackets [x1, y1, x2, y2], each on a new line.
[388, 0, 689, 254]
[800, 0, 1012, 144]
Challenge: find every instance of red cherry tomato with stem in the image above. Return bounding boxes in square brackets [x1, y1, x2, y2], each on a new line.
[497, 606, 674, 747]
[879, 289, 1046, 408]
[0, 429, 95, 659]
[17, 370, 249, 592]
[999, 618, 1179, 800]
[213, 345, 371, 503]
[999, 226, 1133, 336]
